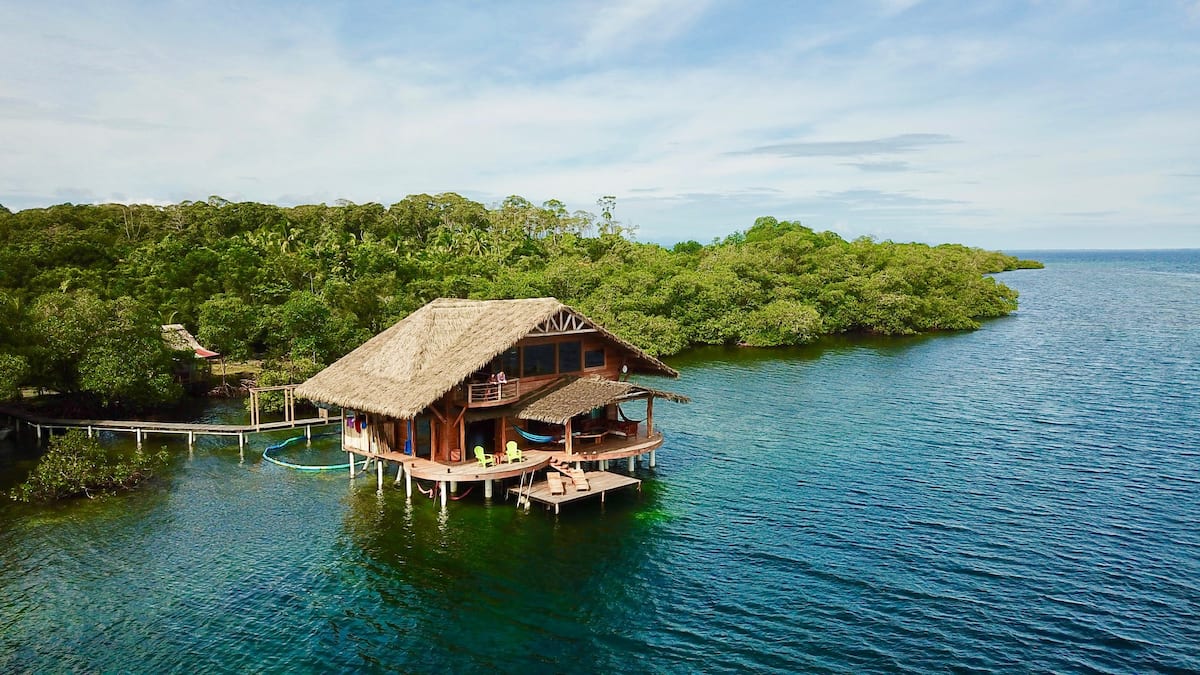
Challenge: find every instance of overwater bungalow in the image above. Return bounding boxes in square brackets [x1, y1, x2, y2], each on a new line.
[295, 298, 688, 509]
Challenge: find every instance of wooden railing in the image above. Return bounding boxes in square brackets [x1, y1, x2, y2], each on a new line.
[459, 379, 521, 407]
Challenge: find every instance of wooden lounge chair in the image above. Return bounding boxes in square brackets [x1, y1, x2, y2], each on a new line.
[549, 458, 590, 491]
[505, 440, 523, 463]
[474, 445, 495, 468]
[547, 472, 565, 495]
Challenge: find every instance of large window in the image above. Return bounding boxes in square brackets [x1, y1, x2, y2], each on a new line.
[522, 344, 556, 377]
[500, 347, 519, 376]
[584, 348, 606, 368]
[558, 341, 581, 374]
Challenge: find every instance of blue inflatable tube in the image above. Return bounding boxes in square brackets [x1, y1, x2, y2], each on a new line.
[262, 432, 362, 471]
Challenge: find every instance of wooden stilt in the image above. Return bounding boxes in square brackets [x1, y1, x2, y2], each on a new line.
[646, 396, 655, 437]
[650, 449, 656, 468]
[628, 455, 635, 471]
[136, 428, 143, 448]
[87, 426, 93, 438]
[484, 479, 493, 499]
[450, 480, 458, 494]
[305, 425, 311, 441]
[349, 452, 356, 477]
[376, 459, 384, 493]
[405, 464, 412, 499]
[440, 481, 448, 509]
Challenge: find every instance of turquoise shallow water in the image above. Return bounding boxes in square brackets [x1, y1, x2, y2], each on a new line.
[1, 250, 1198, 673]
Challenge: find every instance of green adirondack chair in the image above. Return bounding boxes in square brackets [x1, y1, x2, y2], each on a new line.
[505, 440, 523, 463]
[474, 445, 495, 467]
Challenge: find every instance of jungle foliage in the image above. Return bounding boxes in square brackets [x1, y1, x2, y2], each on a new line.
[0, 195, 1039, 409]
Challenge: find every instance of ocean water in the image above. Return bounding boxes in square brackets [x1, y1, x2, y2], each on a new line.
[0, 250, 1197, 673]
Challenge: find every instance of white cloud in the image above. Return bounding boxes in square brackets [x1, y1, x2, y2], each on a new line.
[571, 0, 714, 62]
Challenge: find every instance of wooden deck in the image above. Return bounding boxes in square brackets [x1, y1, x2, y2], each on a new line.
[548, 432, 664, 464]
[509, 470, 642, 513]
[347, 447, 554, 481]
[344, 432, 663, 483]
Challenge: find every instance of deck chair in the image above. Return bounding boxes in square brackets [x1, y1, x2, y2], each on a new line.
[505, 440, 523, 463]
[474, 445, 495, 468]
[547, 472, 565, 495]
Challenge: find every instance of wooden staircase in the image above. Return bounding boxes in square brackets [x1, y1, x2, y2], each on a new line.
[548, 458, 590, 491]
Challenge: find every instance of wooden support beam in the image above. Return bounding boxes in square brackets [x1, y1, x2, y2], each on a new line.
[646, 396, 655, 437]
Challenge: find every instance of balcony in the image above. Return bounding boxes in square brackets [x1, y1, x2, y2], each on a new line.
[456, 379, 521, 408]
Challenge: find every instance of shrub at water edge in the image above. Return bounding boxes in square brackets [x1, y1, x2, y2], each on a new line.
[10, 430, 169, 502]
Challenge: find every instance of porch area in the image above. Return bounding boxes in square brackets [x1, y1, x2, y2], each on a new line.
[346, 446, 554, 482]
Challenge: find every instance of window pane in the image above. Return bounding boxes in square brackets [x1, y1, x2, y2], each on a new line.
[558, 341, 581, 373]
[522, 344, 556, 377]
[584, 348, 605, 368]
[500, 348, 519, 376]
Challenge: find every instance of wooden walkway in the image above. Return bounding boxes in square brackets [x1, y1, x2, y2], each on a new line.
[509, 470, 642, 513]
[0, 404, 342, 449]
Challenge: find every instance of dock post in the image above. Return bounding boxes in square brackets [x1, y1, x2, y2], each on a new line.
[36, 424, 41, 442]
[450, 481, 458, 494]
[87, 426, 93, 439]
[136, 429, 142, 448]
[484, 479, 493, 499]
[439, 482, 448, 509]
[628, 456, 635, 472]
[405, 465, 412, 499]
[188, 431, 194, 448]
[376, 459, 384, 493]
[650, 449, 656, 468]
[305, 425, 312, 442]
[348, 452, 356, 477]
[238, 433, 244, 451]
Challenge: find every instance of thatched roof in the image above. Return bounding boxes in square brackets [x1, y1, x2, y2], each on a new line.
[161, 324, 219, 359]
[295, 298, 678, 419]
[515, 375, 690, 425]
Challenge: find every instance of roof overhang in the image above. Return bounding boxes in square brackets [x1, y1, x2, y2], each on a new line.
[513, 376, 689, 425]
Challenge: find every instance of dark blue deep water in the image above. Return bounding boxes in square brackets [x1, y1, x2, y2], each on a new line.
[1, 250, 1198, 673]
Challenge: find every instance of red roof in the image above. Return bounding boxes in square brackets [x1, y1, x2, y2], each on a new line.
[194, 347, 220, 359]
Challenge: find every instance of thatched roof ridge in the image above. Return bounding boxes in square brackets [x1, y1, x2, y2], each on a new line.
[516, 375, 690, 425]
[295, 298, 677, 418]
[161, 324, 219, 359]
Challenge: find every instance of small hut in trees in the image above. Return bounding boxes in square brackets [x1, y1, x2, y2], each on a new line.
[161, 324, 220, 389]
[295, 298, 687, 504]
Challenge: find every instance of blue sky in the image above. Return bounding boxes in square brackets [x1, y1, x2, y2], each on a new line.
[1, 1, 1198, 249]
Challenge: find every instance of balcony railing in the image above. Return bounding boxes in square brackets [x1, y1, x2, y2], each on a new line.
[458, 379, 521, 407]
